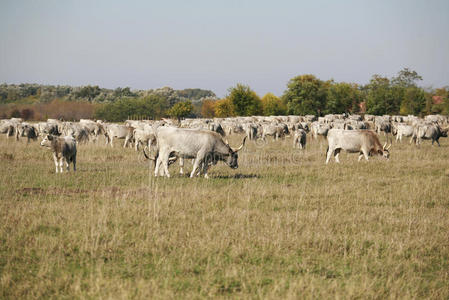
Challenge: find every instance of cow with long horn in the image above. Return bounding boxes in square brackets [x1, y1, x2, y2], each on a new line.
[152, 127, 246, 178]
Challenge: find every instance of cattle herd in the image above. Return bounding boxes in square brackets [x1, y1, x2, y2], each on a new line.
[1, 113, 448, 177]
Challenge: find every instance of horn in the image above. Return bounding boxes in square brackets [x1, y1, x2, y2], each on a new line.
[382, 142, 387, 150]
[386, 143, 392, 150]
[233, 136, 247, 152]
[225, 139, 229, 145]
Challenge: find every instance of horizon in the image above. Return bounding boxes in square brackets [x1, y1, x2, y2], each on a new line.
[1, 0, 448, 98]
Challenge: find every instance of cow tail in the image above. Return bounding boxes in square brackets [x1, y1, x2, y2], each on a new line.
[142, 146, 153, 160]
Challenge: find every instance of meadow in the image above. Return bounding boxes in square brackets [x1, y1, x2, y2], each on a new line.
[0, 133, 448, 299]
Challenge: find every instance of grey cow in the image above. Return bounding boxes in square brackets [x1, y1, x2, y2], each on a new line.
[40, 134, 77, 173]
[153, 127, 246, 178]
[411, 123, 448, 146]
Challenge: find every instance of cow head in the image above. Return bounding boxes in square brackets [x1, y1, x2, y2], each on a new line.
[441, 126, 449, 137]
[40, 134, 54, 147]
[224, 136, 247, 169]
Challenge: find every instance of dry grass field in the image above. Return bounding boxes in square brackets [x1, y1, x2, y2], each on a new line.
[1, 133, 448, 299]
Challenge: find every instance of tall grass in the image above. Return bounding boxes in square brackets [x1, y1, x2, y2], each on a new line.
[0, 134, 448, 298]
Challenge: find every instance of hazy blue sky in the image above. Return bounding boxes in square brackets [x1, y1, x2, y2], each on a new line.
[1, 0, 448, 97]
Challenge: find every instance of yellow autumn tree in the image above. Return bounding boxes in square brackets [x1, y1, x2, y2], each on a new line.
[214, 98, 235, 117]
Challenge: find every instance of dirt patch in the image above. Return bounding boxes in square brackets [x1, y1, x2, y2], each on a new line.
[2, 153, 14, 161]
[19, 187, 45, 195]
[16, 186, 154, 199]
[17, 187, 91, 196]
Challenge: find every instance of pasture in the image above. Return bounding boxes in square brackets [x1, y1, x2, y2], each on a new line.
[1, 134, 448, 298]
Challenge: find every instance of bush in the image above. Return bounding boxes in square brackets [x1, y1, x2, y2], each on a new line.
[94, 95, 169, 121]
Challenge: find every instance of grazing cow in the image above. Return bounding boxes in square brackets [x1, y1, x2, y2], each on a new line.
[61, 122, 90, 143]
[311, 122, 330, 140]
[243, 123, 259, 140]
[40, 135, 77, 173]
[261, 124, 288, 141]
[411, 123, 448, 146]
[392, 124, 414, 143]
[15, 124, 38, 142]
[79, 121, 105, 142]
[153, 127, 246, 178]
[0, 121, 16, 138]
[133, 128, 156, 151]
[104, 124, 134, 147]
[326, 129, 391, 164]
[37, 122, 60, 136]
[375, 120, 392, 142]
[293, 129, 307, 149]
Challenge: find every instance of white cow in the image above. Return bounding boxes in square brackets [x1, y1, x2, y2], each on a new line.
[326, 129, 390, 164]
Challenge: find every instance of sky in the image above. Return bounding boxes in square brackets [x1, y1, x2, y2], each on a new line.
[0, 0, 448, 97]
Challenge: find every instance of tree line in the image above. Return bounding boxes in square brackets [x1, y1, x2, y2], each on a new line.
[1, 68, 448, 121]
[205, 68, 448, 118]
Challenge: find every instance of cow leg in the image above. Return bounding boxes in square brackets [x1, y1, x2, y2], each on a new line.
[154, 156, 162, 177]
[358, 152, 364, 161]
[155, 158, 167, 177]
[179, 157, 184, 175]
[435, 138, 440, 146]
[190, 152, 205, 178]
[202, 163, 210, 179]
[72, 156, 76, 172]
[156, 149, 170, 178]
[334, 149, 341, 163]
[162, 155, 171, 178]
[53, 153, 59, 173]
[362, 149, 369, 161]
[190, 158, 200, 178]
[65, 157, 70, 172]
[325, 147, 334, 164]
[59, 157, 65, 173]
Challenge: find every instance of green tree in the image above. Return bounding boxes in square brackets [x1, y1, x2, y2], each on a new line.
[228, 84, 262, 116]
[399, 87, 426, 116]
[325, 82, 362, 114]
[392, 68, 422, 88]
[282, 75, 327, 115]
[261, 93, 286, 116]
[167, 101, 193, 121]
[365, 75, 401, 115]
[75, 85, 101, 102]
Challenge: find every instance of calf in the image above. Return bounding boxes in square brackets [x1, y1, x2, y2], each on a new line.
[293, 129, 307, 149]
[40, 135, 77, 173]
